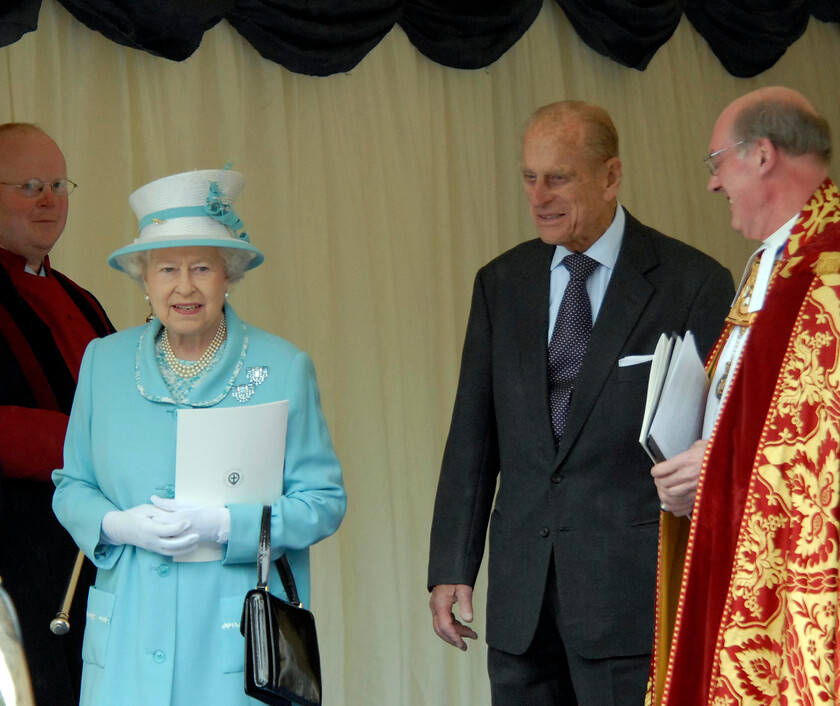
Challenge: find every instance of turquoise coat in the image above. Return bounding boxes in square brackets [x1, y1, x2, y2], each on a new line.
[53, 304, 346, 705]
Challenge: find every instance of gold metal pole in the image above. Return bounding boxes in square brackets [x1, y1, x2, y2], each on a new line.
[49, 550, 85, 636]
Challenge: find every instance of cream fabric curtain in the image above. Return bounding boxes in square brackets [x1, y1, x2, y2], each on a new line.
[2, 1, 839, 703]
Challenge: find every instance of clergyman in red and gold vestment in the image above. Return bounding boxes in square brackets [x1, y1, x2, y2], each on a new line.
[648, 87, 840, 705]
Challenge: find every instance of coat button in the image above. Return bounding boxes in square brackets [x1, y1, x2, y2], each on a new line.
[157, 564, 171, 577]
[550, 472, 561, 483]
[153, 650, 166, 663]
[163, 485, 175, 498]
[539, 527, 550, 538]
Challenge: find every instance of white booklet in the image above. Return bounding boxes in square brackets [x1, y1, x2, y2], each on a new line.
[639, 331, 709, 463]
[174, 399, 289, 562]
[638, 332, 675, 450]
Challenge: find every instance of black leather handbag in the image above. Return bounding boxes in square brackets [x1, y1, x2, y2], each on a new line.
[241, 506, 322, 706]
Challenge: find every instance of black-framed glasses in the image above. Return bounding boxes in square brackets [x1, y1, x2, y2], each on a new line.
[703, 140, 749, 176]
[0, 178, 78, 198]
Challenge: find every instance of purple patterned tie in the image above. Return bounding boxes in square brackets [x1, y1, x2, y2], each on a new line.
[548, 253, 598, 444]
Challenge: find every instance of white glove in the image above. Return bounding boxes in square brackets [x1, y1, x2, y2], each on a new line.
[150, 496, 231, 544]
[101, 504, 199, 557]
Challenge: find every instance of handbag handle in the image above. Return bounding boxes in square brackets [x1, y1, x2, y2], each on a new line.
[257, 505, 302, 607]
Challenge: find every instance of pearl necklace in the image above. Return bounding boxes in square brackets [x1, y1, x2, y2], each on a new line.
[161, 315, 227, 378]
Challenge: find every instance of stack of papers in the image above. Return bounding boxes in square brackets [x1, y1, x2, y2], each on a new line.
[639, 331, 709, 463]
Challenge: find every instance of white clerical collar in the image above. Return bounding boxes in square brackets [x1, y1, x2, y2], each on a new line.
[24, 263, 45, 276]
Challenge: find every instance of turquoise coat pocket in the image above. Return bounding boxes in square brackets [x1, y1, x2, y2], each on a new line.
[82, 587, 116, 667]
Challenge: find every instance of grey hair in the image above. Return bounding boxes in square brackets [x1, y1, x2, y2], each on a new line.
[732, 99, 832, 166]
[118, 247, 255, 284]
[526, 101, 619, 163]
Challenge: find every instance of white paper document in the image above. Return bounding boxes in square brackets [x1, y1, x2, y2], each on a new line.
[174, 400, 288, 561]
[639, 331, 709, 463]
[638, 333, 674, 448]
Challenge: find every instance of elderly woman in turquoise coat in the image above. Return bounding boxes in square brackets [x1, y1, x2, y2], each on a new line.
[52, 168, 346, 705]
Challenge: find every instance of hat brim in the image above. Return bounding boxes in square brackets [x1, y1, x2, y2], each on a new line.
[108, 237, 264, 273]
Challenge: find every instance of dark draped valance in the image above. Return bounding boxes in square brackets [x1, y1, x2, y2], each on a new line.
[1, 0, 838, 78]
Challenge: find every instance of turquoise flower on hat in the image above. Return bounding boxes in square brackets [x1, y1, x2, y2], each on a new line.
[205, 182, 250, 242]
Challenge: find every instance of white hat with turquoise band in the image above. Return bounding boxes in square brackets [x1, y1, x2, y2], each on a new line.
[108, 166, 264, 272]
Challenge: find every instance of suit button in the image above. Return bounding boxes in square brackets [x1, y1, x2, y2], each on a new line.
[550, 472, 561, 483]
[539, 527, 550, 538]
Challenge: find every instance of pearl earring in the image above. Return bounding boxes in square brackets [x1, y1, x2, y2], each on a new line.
[144, 294, 155, 323]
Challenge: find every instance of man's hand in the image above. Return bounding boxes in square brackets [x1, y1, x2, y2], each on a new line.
[430, 583, 479, 651]
[650, 439, 708, 517]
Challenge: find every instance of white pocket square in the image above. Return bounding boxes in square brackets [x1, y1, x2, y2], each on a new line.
[618, 354, 655, 367]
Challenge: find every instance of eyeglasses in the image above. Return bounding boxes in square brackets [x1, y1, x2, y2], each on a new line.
[703, 140, 749, 176]
[0, 178, 78, 198]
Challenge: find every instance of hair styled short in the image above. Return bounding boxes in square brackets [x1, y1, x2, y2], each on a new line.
[733, 99, 832, 166]
[526, 101, 619, 164]
[119, 247, 254, 284]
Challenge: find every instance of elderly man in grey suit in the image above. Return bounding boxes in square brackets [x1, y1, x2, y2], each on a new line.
[427, 100, 735, 705]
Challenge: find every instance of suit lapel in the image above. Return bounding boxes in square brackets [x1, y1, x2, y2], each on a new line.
[513, 243, 557, 449]
[554, 217, 658, 465]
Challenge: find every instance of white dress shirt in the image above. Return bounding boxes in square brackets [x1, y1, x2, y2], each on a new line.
[547, 204, 625, 343]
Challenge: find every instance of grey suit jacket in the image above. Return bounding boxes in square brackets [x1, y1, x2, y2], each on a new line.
[428, 211, 735, 658]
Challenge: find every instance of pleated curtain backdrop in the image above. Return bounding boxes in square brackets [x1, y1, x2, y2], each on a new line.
[2, 1, 840, 703]
[2, 0, 839, 76]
